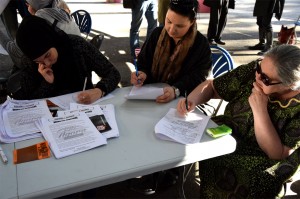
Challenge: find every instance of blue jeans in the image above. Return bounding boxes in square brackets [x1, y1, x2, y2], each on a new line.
[130, 0, 157, 58]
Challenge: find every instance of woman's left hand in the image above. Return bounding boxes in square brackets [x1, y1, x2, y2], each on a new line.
[248, 82, 268, 113]
[156, 86, 175, 103]
[77, 88, 103, 104]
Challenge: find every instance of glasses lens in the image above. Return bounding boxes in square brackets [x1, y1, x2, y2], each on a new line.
[256, 60, 271, 86]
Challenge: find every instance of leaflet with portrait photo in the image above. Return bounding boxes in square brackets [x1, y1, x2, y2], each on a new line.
[36, 112, 107, 159]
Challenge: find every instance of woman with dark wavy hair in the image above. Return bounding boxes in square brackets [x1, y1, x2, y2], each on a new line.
[130, 0, 212, 104]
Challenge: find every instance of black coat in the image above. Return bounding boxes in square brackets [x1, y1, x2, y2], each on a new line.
[253, 0, 285, 20]
[203, 0, 235, 9]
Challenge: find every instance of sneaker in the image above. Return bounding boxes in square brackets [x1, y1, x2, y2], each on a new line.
[215, 39, 226, 45]
[248, 43, 265, 50]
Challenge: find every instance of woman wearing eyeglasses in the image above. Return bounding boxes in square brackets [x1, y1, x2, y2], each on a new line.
[177, 44, 300, 198]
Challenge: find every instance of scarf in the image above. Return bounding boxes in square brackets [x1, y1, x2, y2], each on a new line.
[16, 15, 82, 93]
[151, 22, 197, 83]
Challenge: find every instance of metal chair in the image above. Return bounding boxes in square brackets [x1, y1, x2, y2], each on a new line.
[71, 10, 92, 40]
[197, 45, 235, 116]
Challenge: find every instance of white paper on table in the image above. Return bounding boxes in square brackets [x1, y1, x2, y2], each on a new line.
[58, 103, 119, 139]
[124, 83, 166, 100]
[2, 100, 53, 138]
[48, 92, 114, 110]
[155, 108, 210, 145]
[37, 112, 107, 159]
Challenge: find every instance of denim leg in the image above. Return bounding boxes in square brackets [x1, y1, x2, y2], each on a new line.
[130, 0, 145, 58]
[145, 0, 157, 40]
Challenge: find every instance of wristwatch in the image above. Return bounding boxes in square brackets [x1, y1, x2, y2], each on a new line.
[172, 86, 180, 99]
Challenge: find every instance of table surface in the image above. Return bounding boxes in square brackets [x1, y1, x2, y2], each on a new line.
[0, 87, 236, 199]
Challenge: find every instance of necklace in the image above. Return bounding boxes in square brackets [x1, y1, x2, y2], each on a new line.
[268, 97, 300, 108]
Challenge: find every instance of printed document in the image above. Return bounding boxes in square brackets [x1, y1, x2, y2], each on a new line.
[36, 112, 107, 159]
[155, 108, 210, 144]
[2, 99, 53, 138]
[58, 103, 119, 139]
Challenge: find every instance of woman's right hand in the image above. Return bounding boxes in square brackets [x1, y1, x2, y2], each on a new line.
[38, 63, 54, 83]
[130, 71, 146, 86]
[176, 97, 196, 116]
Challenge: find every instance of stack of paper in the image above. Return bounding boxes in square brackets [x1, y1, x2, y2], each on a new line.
[36, 112, 107, 159]
[0, 99, 53, 143]
[0, 94, 120, 158]
[155, 108, 210, 144]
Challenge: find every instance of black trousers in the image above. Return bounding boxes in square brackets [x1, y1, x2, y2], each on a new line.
[207, 0, 229, 41]
[256, 14, 274, 33]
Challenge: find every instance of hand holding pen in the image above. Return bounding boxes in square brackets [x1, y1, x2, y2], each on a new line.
[176, 95, 195, 116]
[130, 70, 146, 86]
[133, 58, 141, 85]
[185, 91, 189, 111]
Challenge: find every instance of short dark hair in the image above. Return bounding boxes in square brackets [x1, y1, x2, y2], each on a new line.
[169, 0, 198, 21]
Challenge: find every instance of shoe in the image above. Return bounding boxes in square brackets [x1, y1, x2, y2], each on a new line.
[248, 43, 265, 50]
[129, 175, 156, 195]
[215, 39, 226, 45]
[257, 47, 270, 55]
[208, 39, 217, 45]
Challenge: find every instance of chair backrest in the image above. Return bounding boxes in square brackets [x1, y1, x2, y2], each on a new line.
[200, 45, 235, 117]
[71, 10, 92, 39]
[210, 45, 235, 78]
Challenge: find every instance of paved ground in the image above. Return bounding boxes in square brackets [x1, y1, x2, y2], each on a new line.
[1, 0, 300, 198]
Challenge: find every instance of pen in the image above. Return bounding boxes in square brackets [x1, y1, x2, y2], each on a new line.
[0, 145, 8, 164]
[185, 91, 188, 111]
[82, 77, 87, 91]
[133, 59, 140, 84]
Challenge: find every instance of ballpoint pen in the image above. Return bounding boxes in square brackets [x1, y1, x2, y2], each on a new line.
[185, 91, 188, 111]
[0, 145, 8, 164]
[133, 58, 140, 84]
[82, 77, 87, 91]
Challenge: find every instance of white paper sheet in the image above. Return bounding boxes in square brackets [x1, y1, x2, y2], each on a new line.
[155, 108, 210, 145]
[125, 83, 166, 100]
[48, 92, 114, 110]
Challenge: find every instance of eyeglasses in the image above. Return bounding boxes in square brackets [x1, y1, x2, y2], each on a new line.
[256, 59, 282, 86]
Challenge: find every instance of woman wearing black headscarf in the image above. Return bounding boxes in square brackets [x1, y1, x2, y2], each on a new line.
[15, 15, 121, 104]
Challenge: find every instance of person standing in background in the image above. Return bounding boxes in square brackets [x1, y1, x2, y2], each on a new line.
[203, 0, 235, 45]
[158, 0, 170, 27]
[248, 0, 285, 55]
[129, 0, 157, 60]
[1, 0, 30, 40]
